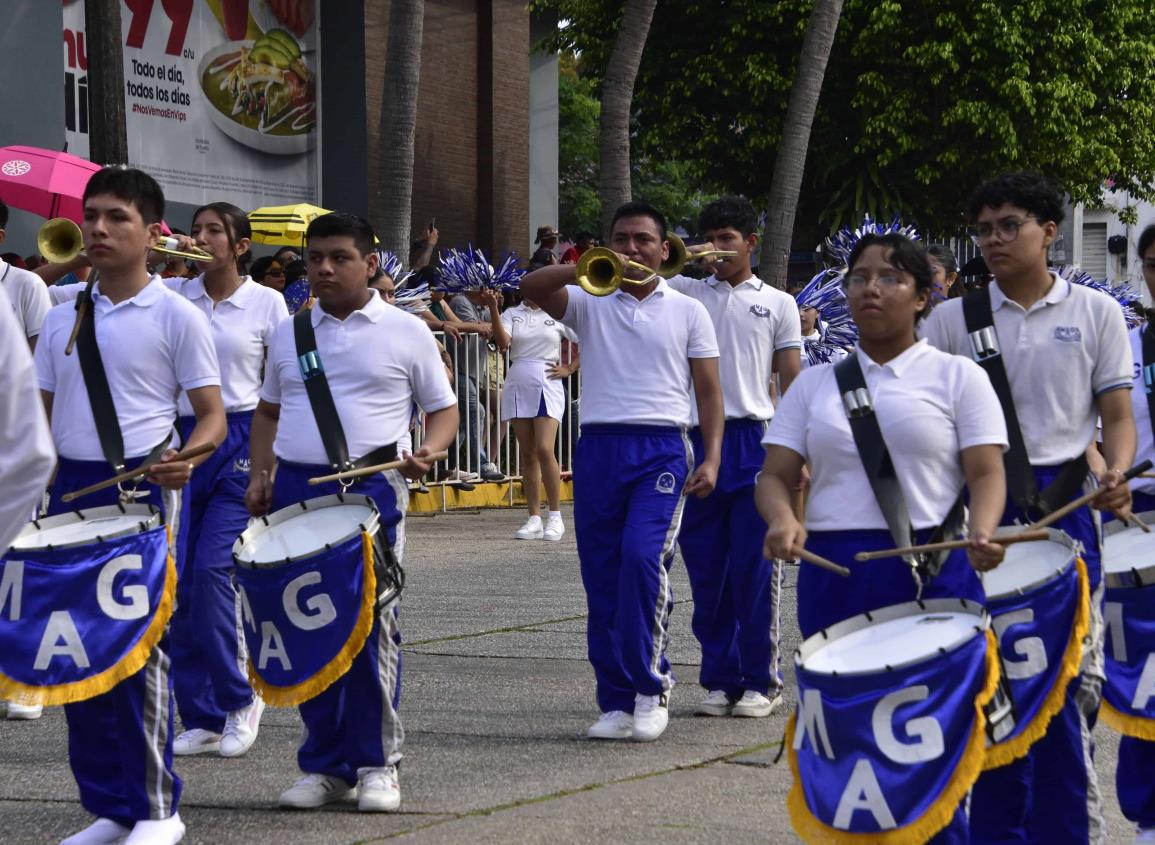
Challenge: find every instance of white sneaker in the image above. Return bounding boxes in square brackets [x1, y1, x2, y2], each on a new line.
[357, 765, 401, 812]
[124, 813, 184, 845]
[632, 693, 669, 742]
[6, 701, 43, 720]
[731, 690, 781, 718]
[1133, 828, 1155, 844]
[515, 516, 543, 540]
[543, 515, 565, 542]
[695, 690, 733, 717]
[60, 818, 131, 845]
[278, 773, 357, 808]
[587, 710, 634, 740]
[173, 728, 221, 756]
[219, 696, 265, 758]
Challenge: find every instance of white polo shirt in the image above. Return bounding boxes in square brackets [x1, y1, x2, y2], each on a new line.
[562, 279, 719, 427]
[1, 259, 50, 339]
[763, 340, 1008, 531]
[667, 273, 801, 421]
[35, 277, 220, 461]
[501, 302, 577, 363]
[920, 274, 1133, 465]
[164, 276, 289, 415]
[260, 292, 457, 465]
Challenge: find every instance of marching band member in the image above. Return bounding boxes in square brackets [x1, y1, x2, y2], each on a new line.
[246, 213, 457, 812]
[921, 172, 1135, 843]
[0, 198, 51, 348]
[520, 201, 724, 743]
[489, 288, 579, 541]
[666, 196, 801, 719]
[35, 167, 225, 845]
[164, 203, 288, 759]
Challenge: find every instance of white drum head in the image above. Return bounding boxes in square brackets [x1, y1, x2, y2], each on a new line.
[797, 599, 986, 676]
[235, 495, 379, 566]
[981, 531, 1074, 601]
[10, 506, 159, 551]
[1103, 510, 1155, 587]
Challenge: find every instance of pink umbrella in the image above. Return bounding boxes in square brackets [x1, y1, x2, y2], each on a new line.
[0, 146, 102, 223]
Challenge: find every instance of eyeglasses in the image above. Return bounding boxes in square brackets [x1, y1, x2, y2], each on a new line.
[843, 272, 906, 290]
[968, 217, 1038, 244]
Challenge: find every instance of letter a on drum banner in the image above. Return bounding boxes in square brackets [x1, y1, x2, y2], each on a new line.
[1101, 583, 1155, 739]
[235, 531, 377, 707]
[786, 631, 999, 844]
[0, 526, 176, 705]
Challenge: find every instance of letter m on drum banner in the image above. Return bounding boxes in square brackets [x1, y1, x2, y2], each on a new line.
[0, 527, 176, 705]
[235, 531, 378, 707]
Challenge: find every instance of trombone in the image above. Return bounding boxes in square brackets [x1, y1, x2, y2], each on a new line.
[659, 233, 738, 278]
[576, 247, 659, 297]
[38, 217, 214, 265]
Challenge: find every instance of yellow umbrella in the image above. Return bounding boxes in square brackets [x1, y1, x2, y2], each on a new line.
[248, 203, 331, 247]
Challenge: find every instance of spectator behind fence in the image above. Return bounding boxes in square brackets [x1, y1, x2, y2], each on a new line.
[283, 258, 310, 313]
[446, 289, 505, 483]
[251, 255, 287, 293]
[529, 226, 561, 270]
[560, 231, 597, 265]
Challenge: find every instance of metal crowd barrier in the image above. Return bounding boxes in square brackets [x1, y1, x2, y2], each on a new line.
[409, 330, 581, 511]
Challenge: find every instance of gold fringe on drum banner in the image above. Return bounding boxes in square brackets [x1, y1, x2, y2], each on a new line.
[0, 533, 178, 707]
[982, 556, 1091, 770]
[1099, 700, 1155, 740]
[785, 629, 1001, 844]
[248, 530, 378, 707]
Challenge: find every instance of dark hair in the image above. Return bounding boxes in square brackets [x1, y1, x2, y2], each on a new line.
[699, 195, 758, 238]
[193, 201, 252, 272]
[966, 172, 1066, 225]
[83, 166, 165, 224]
[251, 255, 282, 280]
[846, 233, 934, 320]
[1138, 225, 1155, 261]
[926, 244, 958, 275]
[0, 197, 7, 229]
[273, 246, 299, 263]
[611, 201, 667, 241]
[1, 252, 25, 268]
[575, 230, 596, 244]
[305, 212, 376, 257]
[284, 258, 308, 285]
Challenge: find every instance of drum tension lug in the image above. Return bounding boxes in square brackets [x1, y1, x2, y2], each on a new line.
[884, 663, 893, 671]
[261, 515, 270, 526]
[864, 611, 874, 622]
[917, 599, 927, 610]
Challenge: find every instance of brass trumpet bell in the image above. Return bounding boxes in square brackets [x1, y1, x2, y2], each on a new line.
[659, 232, 738, 278]
[36, 217, 215, 265]
[576, 247, 658, 297]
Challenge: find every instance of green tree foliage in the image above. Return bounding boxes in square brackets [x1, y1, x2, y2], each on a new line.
[540, 0, 1155, 234]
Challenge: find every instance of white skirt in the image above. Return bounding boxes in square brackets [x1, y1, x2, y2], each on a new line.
[501, 359, 566, 421]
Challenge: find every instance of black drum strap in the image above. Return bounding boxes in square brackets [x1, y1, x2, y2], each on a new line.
[1142, 323, 1155, 447]
[76, 282, 126, 473]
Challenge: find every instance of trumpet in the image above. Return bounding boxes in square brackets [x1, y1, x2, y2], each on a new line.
[576, 247, 659, 297]
[37, 217, 214, 265]
[659, 233, 738, 278]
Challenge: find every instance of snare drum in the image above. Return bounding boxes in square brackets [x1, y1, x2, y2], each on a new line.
[1100, 513, 1155, 737]
[232, 494, 402, 706]
[979, 528, 1090, 765]
[0, 505, 174, 705]
[787, 599, 998, 842]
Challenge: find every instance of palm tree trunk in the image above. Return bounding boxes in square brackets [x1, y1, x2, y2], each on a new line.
[759, 0, 844, 288]
[597, 0, 657, 236]
[372, 0, 425, 258]
[86, 0, 127, 164]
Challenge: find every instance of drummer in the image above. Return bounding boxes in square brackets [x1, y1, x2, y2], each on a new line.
[920, 172, 1135, 842]
[35, 167, 225, 845]
[757, 232, 1007, 840]
[488, 287, 579, 541]
[161, 204, 288, 760]
[245, 212, 457, 813]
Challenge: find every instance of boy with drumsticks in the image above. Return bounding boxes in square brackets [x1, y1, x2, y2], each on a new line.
[35, 167, 225, 845]
[245, 213, 457, 812]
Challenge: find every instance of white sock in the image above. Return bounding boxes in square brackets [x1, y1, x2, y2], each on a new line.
[526, 514, 542, 523]
[548, 511, 562, 520]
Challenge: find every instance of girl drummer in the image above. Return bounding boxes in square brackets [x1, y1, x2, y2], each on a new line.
[165, 203, 289, 759]
[756, 233, 1008, 638]
[488, 289, 579, 541]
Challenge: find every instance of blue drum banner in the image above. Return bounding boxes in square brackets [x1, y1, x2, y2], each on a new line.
[1101, 582, 1155, 739]
[0, 526, 175, 705]
[235, 530, 376, 706]
[983, 557, 1090, 769]
[787, 630, 998, 843]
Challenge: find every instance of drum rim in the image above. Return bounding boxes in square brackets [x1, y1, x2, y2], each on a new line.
[9, 504, 162, 551]
[794, 598, 989, 677]
[1103, 509, 1155, 589]
[981, 526, 1078, 601]
[233, 493, 381, 569]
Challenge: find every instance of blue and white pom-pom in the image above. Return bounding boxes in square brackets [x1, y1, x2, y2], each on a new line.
[795, 268, 858, 365]
[393, 281, 431, 314]
[1053, 265, 1142, 328]
[824, 214, 922, 271]
[491, 252, 526, 290]
[436, 245, 524, 292]
[376, 249, 404, 282]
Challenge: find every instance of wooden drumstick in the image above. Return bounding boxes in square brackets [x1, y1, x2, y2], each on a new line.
[1028, 460, 1153, 530]
[854, 529, 1051, 562]
[60, 442, 217, 503]
[308, 450, 449, 485]
[1129, 511, 1152, 534]
[795, 548, 850, 577]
